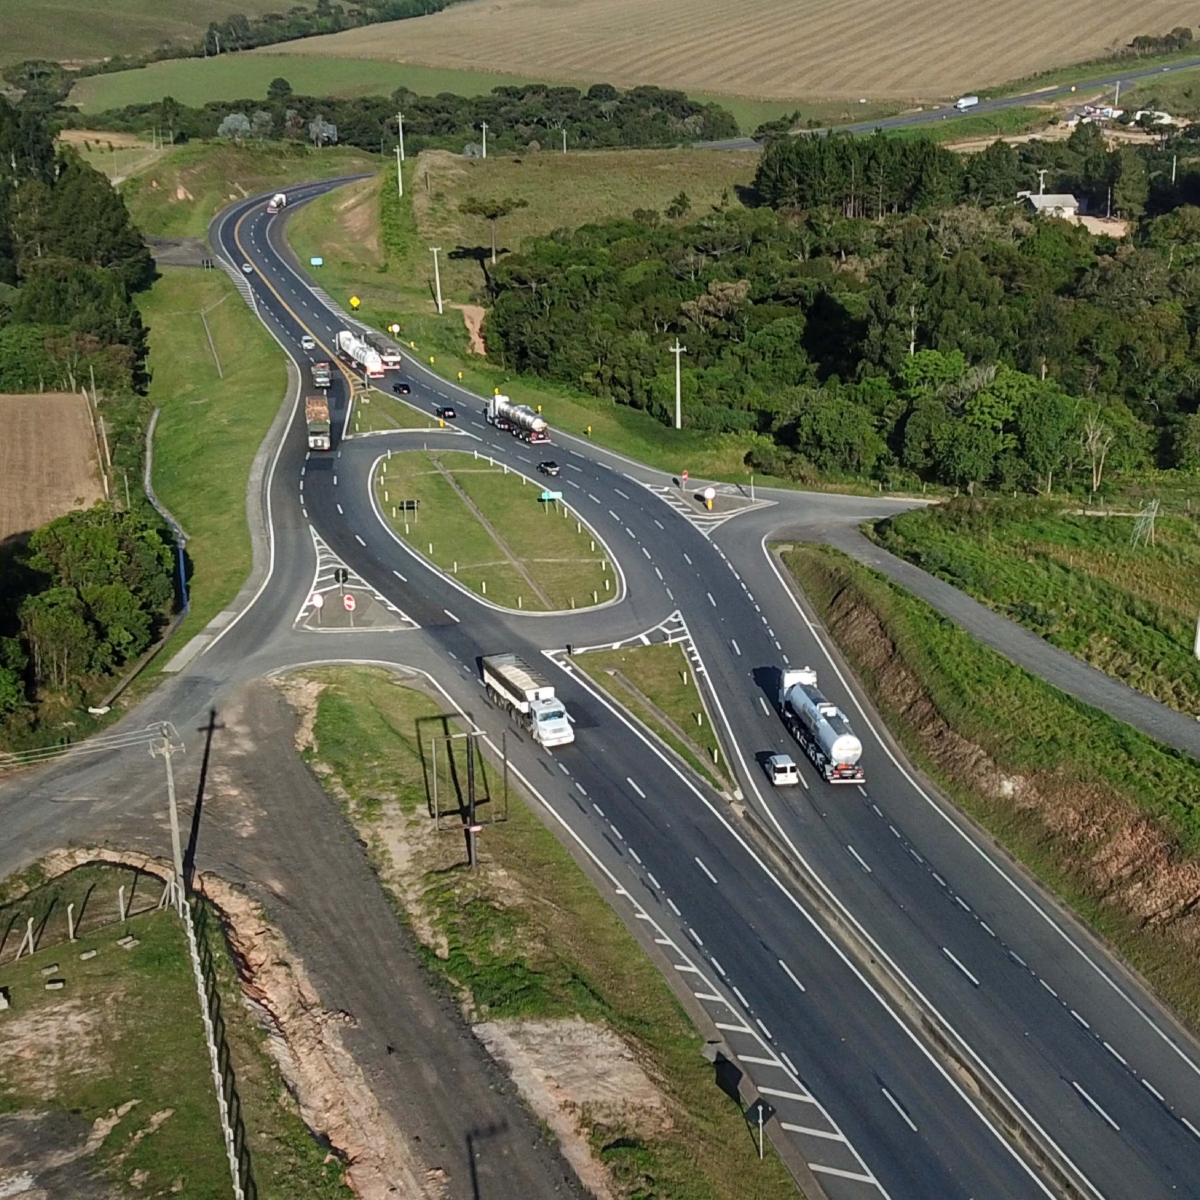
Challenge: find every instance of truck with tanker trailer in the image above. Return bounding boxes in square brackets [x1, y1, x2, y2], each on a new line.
[482, 654, 574, 747]
[485, 394, 550, 443]
[311, 361, 332, 389]
[305, 396, 332, 451]
[336, 329, 384, 378]
[778, 666, 864, 784]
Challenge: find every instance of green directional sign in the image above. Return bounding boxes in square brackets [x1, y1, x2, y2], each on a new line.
[540, 490, 563, 502]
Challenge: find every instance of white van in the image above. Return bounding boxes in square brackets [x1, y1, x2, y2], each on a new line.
[765, 754, 800, 787]
[955, 95, 980, 111]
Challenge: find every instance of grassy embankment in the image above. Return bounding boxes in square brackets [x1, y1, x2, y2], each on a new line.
[574, 643, 731, 791]
[295, 665, 800, 1200]
[287, 151, 810, 485]
[0, 863, 350, 1199]
[374, 449, 612, 610]
[872, 498, 1200, 715]
[782, 543, 1200, 1026]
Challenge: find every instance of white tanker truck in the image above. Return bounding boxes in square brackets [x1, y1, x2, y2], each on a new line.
[335, 329, 384, 378]
[779, 666, 864, 784]
[485, 394, 550, 443]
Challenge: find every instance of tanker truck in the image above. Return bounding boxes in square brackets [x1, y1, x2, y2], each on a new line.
[778, 666, 864, 784]
[482, 654, 574, 747]
[485, 394, 550, 443]
[335, 329, 384, 378]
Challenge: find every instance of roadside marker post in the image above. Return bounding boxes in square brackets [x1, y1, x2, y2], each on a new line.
[747, 1098, 775, 1160]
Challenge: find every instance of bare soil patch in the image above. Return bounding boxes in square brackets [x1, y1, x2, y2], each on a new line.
[0, 393, 104, 542]
[452, 304, 487, 354]
[271, 0, 1198, 100]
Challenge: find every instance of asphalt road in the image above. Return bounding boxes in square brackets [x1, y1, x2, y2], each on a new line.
[699, 54, 1200, 148]
[4, 178, 1200, 1200]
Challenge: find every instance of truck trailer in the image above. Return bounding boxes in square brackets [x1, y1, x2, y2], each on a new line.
[482, 654, 574, 747]
[363, 330, 403, 369]
[266, 192, 288, 214]
[311, 361, 332, 389]
[335, 329, 384, 378]
[779, 666, 864, 784]
[305, 396, 332, 451]
[485, 394, 550, 443]
[954, 95, 980, 111]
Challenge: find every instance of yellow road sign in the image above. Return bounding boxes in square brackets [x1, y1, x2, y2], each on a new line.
[349, 295, 361, 309]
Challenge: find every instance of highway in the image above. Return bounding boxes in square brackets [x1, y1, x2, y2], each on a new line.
[3, 177, 1200, 1200]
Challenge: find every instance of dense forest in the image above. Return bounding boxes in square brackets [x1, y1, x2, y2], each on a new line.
[486, 124, 1200, 492]
[0, 98, 171, 745]
[74, 80, 741, 153]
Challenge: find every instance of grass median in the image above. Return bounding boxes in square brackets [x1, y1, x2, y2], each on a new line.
[574, 642, 731, 791]
[374, 449, 613, 610]
[289, 665, 800, 1200]
[350, 388, 437, 433]
[0, 863, 349, 1199]
[781, 541, 1200, 1027]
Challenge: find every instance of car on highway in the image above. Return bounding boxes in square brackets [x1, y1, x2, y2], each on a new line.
[435, 405, 457, 420]
[392, 382, 411, 395]
[537, 461, 561, 477]
[764, 753, 800, 786]
[300, 335, 316, 351]
[241, 262, 253, 274]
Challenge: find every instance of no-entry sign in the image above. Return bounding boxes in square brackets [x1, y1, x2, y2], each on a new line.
[343, 594, 356, 612]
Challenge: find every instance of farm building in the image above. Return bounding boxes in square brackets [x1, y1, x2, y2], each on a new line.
[1020, 192, 1080, 218]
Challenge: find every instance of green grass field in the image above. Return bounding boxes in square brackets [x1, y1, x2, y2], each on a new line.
[119, 139, 376, 239]
[374, 449, 612, 610]
[576, 642, 729, 789]
[139, 267, 286, 653]
[302, 665, 800, 1200]
[897, 105, 1057, 143]
[872, 498, 1200, 715]
[0, 0, 281, 67]
[784, 542, 1200, 1025]
[351, 388, 437, 433]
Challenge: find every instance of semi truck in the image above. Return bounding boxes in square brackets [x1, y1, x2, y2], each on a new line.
[363, 330, 403, 369]
[485, 394, 550, 443]
[305, 396, 332, 451]
[778, 666, 864, 784]
[311, 361, 332, 389]
[482, 654, 574, 747]
[335, 329, 384, 378]
[266, 192, 288, 214]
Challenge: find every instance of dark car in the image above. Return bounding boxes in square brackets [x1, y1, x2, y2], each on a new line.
[435, 405, 457, 420]
[537, 460, 561, 477]
[392, 381, 411, 394]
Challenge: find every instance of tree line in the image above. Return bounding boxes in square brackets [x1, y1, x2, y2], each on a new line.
[484, 125, 1200, 493]
[73, 78, 741, 153]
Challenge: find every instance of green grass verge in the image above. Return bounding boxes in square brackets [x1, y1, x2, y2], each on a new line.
[350, 388, 438, 433]
[0, 863, 352, 1199]
[300, 665, 801, 1200]
[374, 449, 612, 610]
[890, 105, 1057, 143]
[575, 643, 729, 790]
[0, 0, 281, 68]
[871, 498, 1200, 715]
[138, 266, 285, 662]
[782, 542, 1200, 1026]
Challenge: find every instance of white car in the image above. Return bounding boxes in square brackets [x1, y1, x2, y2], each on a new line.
[300, 335, 316, 351]
[765, 753, 800, 786]
[241, 262, 253, 274]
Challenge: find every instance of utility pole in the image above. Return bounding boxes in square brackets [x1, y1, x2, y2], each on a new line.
[397, 111, 405, 162]
[670, 338, 687, 430]
[1173, 153, 1178, 185]
[562, 128, 567, 154]
[481, 121, 488, 159]
[395, 145, 403, 198]
[1037, 168, 1047, 196]
[1114, 79, 1121, 107]
[431, 246, 443, 314]
[150, 724, 186, 913]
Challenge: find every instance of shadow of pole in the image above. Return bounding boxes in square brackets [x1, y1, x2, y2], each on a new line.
[185, 708, 222, 888]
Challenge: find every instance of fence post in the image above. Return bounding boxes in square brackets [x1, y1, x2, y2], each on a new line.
[67, 903, 76, 942]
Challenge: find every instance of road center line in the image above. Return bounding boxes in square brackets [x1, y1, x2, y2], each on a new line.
[627, 777, 646, 798]
[942, 946, 981, 988]
[730, 638, 741, 656]
[707, 592, 716, 607]
[758, 696, 771, 716]
[354, 534, 366, 546]
[695, 857, 718, 884]
[779, 958, 806, 993]
[881, 1087, 918, 1133]
[1072, 1081, 1121, 1131]
[442, 608, 460, 622]
[846, 845, 872, 874]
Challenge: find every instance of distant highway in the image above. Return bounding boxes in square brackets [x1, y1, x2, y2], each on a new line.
[700, 54, 1200, 149]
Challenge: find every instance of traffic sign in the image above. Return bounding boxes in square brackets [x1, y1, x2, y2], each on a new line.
[343, 594, 356, 612]
[349, 295, 361, 310]
[388, 323, 400, 334]
[540, 490, 564, 502]
[309, 256, 324, 267]
[333, 567, 349, 585]
[310, 592, 325, 609]
[682, 470, 689, 483]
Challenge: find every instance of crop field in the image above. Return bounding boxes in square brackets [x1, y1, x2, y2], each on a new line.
[0, 393, 104, 543]
[0, 0, 281, 67]
[263, 0, 1198, 100]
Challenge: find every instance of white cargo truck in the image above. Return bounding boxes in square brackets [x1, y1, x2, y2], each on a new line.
[482, 654, 574, 747]
[485, 394, 551, 443]
[779, 666, 864, 784]
[955, 95, 980, 111]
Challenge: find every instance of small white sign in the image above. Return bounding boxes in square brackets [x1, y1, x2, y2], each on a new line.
[310, 592, 325, 609]
[343, 594, 356, 612]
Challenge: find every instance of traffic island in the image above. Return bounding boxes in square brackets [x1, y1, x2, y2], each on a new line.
[372, 448, 621, 611]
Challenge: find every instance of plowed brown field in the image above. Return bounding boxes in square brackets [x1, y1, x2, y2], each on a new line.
[264, 0, 1196, 99]
[0, 393, 104, 542]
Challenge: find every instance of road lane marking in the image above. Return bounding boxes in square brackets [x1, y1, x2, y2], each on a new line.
[779, 959, 806, 993]
[782, 1123, 844, 1141]
[1072, 1081, 1120, 1131]
[1104, 1041, 1127, 1065]
[647, 872, 662, 890]
[336, 503, 343, 514]
[615, 488, 630, 498]
[667, 898, 681, 916]
[808, 1164, 876, 1184]
[591, 802, 604, 816]
[443, 609, 460, 622]
[608, 509, 621, 521]
[589, 493, 601, 503]
[688, 927, 704, 947]
[354, 534, 366, 546]
[609, 823, 624, 841]
[559, 762, 571, 775]
[654, 566, 663, 580]
[846, 845, 872, 874]
[392, 569, 407, 582]
[683, 552, 692, 564]
[695, 857, 717, 884]
[332, 474, 337, 485]
[707, 592, 716, 607]
[1041, 979, 1059, 998]
[760, 1086, 812, 1103]
[942, 946, 981, 988]
[880, 1088, 918, 1133]
[733, 986, 749, 1006]
[642, 547, 651, 560]
[1184, 1117, 1200, 1141]
[1070, 1010, 1090, 1030]
[627, 777, 646, 798]
[731, 638, 741, 656]
[654, 519, 664, 528]
[1142, 1078, 1165, 1103]
[756, 1018, 773, 1039]
[759, 697, 771, 716]
[575, 781, 588, 796]
[710, 957, 726, 977]
[629, 849, 642, 864]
